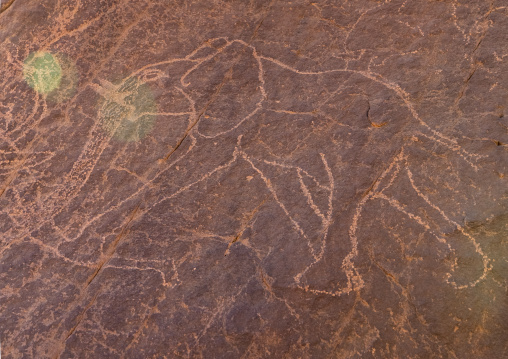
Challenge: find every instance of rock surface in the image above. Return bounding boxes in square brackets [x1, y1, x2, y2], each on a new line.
[1, 0, 508, 358]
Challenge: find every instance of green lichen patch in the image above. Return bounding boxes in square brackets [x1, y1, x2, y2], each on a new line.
[98, 77, 158, 142]
[23, 51, 78, 102]
[23, 52, 63, 94]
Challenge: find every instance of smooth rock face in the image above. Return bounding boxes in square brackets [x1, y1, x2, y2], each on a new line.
[1, 0, 507, 358]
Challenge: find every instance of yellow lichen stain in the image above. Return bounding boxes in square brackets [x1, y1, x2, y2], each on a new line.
[370, 120, 388, 128]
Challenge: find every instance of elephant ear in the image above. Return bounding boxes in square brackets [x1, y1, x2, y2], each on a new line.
[184, 41, 264, 138]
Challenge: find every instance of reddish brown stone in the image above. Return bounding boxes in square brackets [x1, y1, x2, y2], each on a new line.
[1, 0, 507, 358]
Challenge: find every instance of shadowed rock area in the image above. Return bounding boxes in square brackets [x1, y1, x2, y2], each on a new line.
[1, 0, 507, 358]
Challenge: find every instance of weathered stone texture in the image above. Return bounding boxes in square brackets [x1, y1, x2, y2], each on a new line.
[1, 0, 507, 358]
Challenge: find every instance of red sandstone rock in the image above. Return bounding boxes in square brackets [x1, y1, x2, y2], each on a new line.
[0, 0, 507, 358]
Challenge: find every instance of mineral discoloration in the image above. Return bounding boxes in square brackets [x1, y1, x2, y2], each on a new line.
[0, 0, 507, 358]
